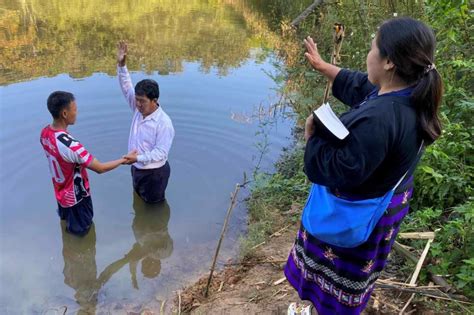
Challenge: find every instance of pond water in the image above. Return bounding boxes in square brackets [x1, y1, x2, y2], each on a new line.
[0, 1, 293, 313]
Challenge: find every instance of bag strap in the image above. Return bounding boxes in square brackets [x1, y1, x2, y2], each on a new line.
[392, 140, 425, 192]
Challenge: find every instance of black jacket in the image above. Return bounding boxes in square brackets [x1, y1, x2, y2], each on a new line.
[304, 69, 422, 198]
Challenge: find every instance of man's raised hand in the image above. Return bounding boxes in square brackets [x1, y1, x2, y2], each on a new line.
[117, 40, 128, 67]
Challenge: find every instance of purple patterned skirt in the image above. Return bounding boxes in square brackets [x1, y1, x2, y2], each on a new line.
[284, 178, 414, 315]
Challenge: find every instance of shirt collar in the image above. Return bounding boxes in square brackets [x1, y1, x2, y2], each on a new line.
[143, 106, 162, 122]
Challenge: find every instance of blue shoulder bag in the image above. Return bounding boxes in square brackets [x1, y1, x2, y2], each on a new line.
[302, 142, 423, 248]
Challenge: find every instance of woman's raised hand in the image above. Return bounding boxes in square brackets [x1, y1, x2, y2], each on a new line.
[304, 36, 325, 71]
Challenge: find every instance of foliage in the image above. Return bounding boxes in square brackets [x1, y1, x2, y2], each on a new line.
[424, 0, 473, 125]
[241, 146, 308, 257]
[404, 200, 474, 296]
[413, 116, 473, 211]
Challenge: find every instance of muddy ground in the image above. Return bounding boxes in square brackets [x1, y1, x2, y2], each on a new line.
[166, 222, 456, 315]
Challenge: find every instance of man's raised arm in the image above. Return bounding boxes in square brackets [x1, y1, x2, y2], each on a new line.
[117, 41, 136, 111]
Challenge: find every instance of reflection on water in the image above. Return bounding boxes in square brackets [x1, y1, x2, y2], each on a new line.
[98, 195, 173, 291]
[0, 0, 272, 85]
[60, 222, 99, 315]
[57, 196, 174, 313]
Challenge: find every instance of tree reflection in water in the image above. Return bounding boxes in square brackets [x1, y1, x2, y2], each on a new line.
[0, 0, 273, 85]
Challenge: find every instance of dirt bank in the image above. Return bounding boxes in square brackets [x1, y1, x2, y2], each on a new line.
[168, 219, 451, 315]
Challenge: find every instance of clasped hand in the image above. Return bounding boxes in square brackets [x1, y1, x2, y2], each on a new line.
[122, 150, 138, 164]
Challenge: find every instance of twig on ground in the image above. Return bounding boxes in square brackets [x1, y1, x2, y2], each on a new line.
[377, 278, 418, 287]
[251, 241, 266, 250]
[251, 281, 267, 286]
[276, 293, 288, 300]
[273, 277, 287, 286]
[399, 293, 415, 315]
[375, 283, 470, 303]
[269, 224, 292, 238]
[225, 259, 287, 267]
[271, 288, 286, 298]
[372, 293, 401, 312]
[248, 293, 264, 303]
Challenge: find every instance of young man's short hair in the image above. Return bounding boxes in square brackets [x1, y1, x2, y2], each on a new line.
[135, 79, 159, 100]
[47, 91, 75, 119]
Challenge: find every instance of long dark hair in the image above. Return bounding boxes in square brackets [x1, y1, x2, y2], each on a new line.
[377, 17, 443, 144]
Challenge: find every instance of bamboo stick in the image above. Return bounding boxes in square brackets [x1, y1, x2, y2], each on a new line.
[409, 238, 433, 285]
[398, 232, 435, 240]
[399, 294, 415, 315]
[322, 23, 345, 104]
[429, 273, 456, 293]
[394, 238, 455, 293]
[204, 183, 241, 297]
[399, 236, 434, 314]
[375, 283, 469, 302]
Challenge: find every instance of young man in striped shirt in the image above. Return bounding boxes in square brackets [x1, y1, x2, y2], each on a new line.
[40, 91, 133, 236]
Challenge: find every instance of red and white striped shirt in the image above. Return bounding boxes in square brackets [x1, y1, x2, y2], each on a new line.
[40, 125, 93, 208]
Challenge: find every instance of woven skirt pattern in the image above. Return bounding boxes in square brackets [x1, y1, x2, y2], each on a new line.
[284, 180, 414, 315]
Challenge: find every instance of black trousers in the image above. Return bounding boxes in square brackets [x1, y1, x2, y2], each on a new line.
[131, 162, 170, 203]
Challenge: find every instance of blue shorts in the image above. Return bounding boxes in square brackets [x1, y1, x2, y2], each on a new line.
[57, 196, 94, 236]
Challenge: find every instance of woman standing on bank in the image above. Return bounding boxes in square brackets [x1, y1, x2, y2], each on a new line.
[284, 17, 443, 314]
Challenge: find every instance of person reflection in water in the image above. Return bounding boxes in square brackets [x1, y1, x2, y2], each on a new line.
[60, 221, 99, 314]
[98, 193, 173, 289]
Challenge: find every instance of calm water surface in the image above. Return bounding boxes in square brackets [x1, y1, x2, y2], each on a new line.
[0, 1, 293, 313]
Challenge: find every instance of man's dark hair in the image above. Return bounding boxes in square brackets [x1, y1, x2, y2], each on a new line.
[47, 91, 75, 119]
[135, 79, 159, 100]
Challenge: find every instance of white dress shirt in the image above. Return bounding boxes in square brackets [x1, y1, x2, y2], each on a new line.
[118, 65, 175, 170]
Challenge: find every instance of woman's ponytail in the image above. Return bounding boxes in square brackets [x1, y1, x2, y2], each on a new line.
[411, 66, 443, 144]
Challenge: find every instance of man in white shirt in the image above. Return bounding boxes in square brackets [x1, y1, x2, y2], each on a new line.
[118, 41, 175, 203]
